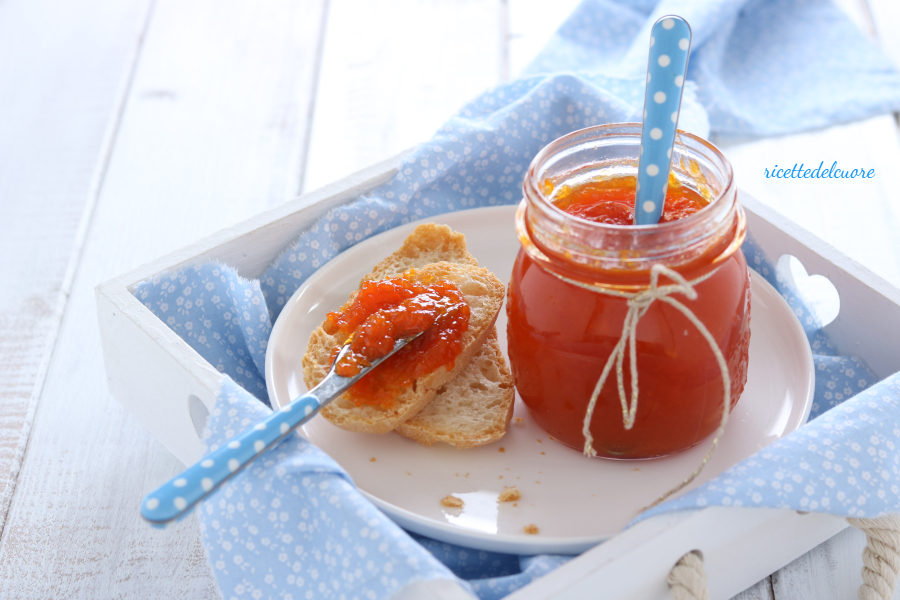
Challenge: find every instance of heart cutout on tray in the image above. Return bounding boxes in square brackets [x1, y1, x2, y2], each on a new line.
[777, 254, 841, 327]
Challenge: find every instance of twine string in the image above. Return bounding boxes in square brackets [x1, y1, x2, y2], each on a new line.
[549, 263, 732, 508]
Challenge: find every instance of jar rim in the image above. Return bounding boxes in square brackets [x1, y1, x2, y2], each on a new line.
[520, 122, 743, 282]
[524, 122, 734, 233]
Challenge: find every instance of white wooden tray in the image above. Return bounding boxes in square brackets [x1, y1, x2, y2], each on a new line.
[96, 153, 900, 600]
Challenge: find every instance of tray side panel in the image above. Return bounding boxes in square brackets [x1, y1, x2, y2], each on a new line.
[506, 508, 847, 600]
[742, 194, 900, 379]
[97, 286, 223, 464]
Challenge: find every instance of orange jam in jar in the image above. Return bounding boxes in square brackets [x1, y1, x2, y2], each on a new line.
[325, 273, 469, 409]
[507, 124, 750, 459]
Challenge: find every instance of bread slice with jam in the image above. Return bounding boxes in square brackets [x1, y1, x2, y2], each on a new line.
[372, 224, 515, 447]
[302, 224, 507, 436]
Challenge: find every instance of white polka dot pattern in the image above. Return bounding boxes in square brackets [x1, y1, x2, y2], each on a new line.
[134, 264, 272, 402]
[635, 16, 691, 225]
[142, 392, 327, 526]
[199, 380, 458, 600]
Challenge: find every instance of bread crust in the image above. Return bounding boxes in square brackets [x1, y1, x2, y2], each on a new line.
[360, 222, 477, 286]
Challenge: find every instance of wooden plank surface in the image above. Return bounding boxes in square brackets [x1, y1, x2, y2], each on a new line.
[866, 0, 900, 69]
[303, 0, 504, 192]
[0, 0, 326, 596]
[0, 0, 154, 533]
[507, 0, 580, 78]
[733, 579, 774, 600]
[771, 527, 874, 600]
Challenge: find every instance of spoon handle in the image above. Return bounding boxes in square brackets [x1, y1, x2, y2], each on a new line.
[634, 16, 692, 225]
[141, 333, 423, 526]
[141, 392, 322, 526]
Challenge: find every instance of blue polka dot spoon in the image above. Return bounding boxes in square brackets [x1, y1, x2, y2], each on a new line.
[141, 332, 423, 527]
[634, 16, 692, 225]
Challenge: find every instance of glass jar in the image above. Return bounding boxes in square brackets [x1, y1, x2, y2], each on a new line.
[507, 123, 750, 459]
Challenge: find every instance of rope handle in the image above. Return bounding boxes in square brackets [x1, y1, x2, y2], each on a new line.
[667, 514, 900, 600]
[849, 514, 900, 600]
[668, 550, 710, 600]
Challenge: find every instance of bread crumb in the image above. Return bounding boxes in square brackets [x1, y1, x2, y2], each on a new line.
[441, 495, 464, 508]
[514, 417, 524, 425]
[406, 471, 412, 476]
[513, 502, 518, 507]
[537, 439, 542, 443]
[498, 447, 505, 453]
[369, 457, 377, 462]
[465, 472, 470, 478]
[541, 452, 545, 455]
[633, 468, 640, 472]
[498, 487, 521, 502]
[535, 481, 541, 484]
[524, 524, 539, 535]
[498, 476, 503, 479]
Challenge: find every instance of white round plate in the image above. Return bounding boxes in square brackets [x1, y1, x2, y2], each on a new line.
[266, 205, 815, 554]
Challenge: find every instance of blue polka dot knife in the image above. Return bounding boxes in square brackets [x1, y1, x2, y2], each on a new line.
[634, 15, 692, 225]
[140, 333, 423, 526]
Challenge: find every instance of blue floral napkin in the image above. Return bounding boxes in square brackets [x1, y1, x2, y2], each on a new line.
[134, 1, 900, 598]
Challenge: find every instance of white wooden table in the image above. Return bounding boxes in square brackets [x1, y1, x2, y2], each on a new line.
[2, 0, 899, 597]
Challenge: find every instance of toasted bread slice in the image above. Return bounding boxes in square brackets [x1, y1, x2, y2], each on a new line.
[394, 328, 515, 448]
[302, 260, 504, 433]
[359, 223, 515, 447]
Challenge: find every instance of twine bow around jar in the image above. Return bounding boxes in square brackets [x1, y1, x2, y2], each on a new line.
[550, 263, 730, 507]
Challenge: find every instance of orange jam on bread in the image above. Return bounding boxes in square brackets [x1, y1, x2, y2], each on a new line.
[325, 273, 470, 408]
[551, 173, 708, 225]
